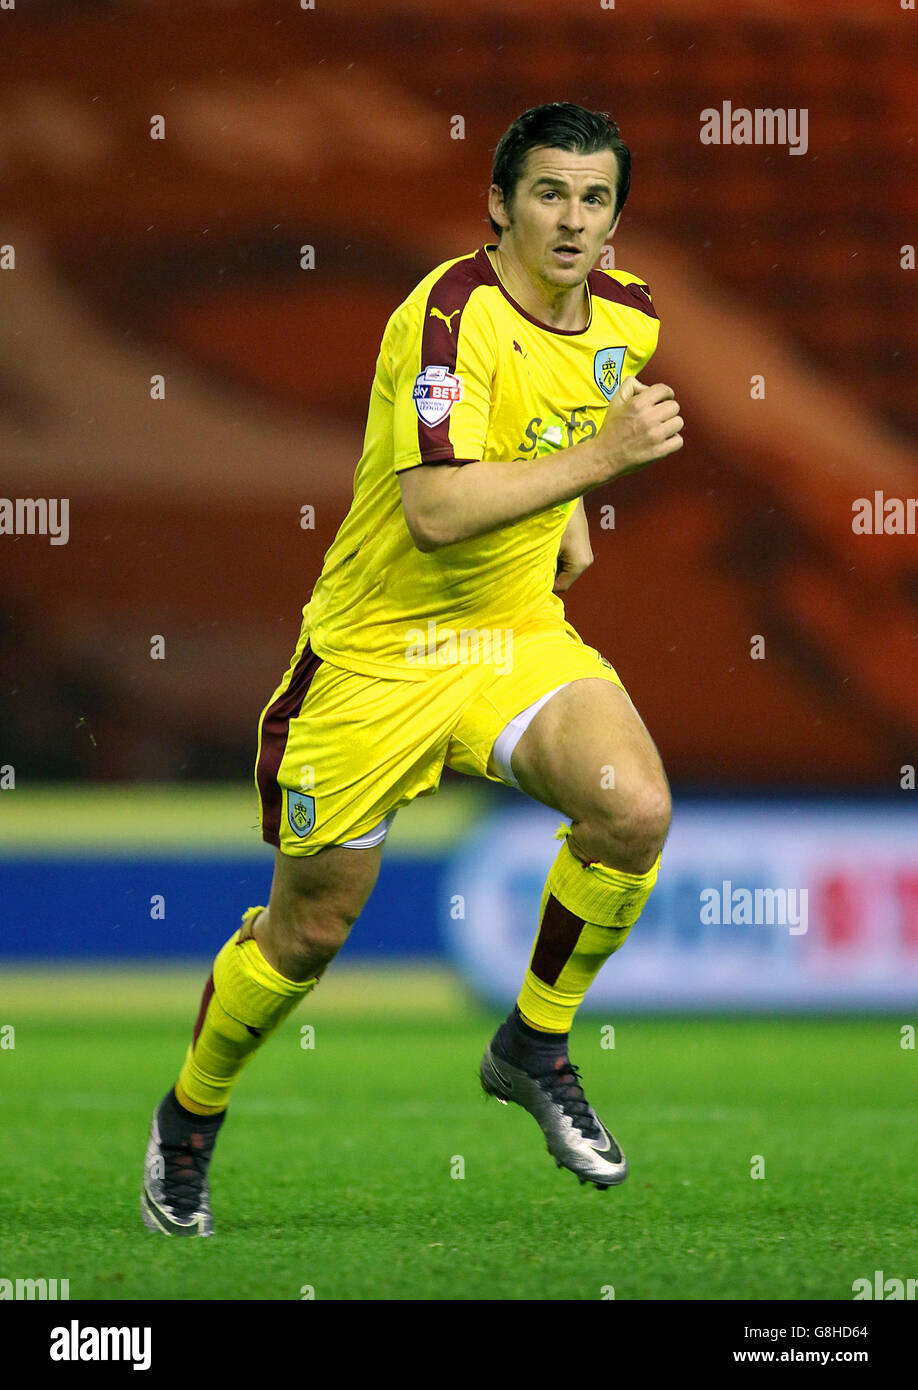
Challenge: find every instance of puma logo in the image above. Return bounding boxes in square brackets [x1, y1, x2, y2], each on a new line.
[429, 306, 461, 332]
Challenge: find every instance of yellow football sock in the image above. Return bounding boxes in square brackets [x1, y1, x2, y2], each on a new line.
[176, 906, 317, 1113]
[517, 1014, 560, 1034]
[516, 826, 660, 1034]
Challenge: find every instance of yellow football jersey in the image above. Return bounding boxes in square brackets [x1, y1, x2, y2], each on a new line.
[301, 243, 660, 679]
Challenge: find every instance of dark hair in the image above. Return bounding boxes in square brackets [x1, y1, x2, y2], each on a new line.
[489, 102, 631, 237]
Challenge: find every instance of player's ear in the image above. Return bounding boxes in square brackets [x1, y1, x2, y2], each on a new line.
[488, 183, 510, 234]
[608, 209, 622, 239]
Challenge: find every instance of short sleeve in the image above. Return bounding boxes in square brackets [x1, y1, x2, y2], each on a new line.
[391, 296, 496, 473]
[630, 285, 660, 377]
[622, 280, 660, 380]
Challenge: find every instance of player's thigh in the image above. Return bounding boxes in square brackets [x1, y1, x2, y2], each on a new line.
[505, 677, 670, 832]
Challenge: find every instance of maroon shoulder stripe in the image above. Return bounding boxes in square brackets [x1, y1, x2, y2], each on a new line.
[256, 638, 323, 848]
[416, 254, 490, 463]
[588, 271, 659, 321]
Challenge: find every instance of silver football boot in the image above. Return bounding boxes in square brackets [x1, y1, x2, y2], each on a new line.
[141, 1090, 225, 1236]
[480, 1040, 628, 1189]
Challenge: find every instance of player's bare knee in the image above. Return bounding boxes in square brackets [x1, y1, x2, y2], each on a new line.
[278, 903, 351, 962]
[263, 843, 380, 974]
[256, 894, 354, 980]
[584, 779, 670, 875]
[617, 782, 670, 872]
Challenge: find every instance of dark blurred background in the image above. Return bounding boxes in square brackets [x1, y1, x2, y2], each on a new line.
[2, 0, 915, 791]
[1, 0, 916, 1000]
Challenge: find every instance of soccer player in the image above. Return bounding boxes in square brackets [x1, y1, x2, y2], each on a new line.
[142, 102, 683, 1235]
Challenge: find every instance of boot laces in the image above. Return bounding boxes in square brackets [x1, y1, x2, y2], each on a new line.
[535, 1056, 602, 1142]
[161, 1133, 210, 1217]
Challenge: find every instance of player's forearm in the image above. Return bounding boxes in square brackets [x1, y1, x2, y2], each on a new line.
[403, 378, 684, 550]
[409, 437, 609, 550]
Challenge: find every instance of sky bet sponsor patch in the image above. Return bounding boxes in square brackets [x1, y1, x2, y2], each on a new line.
[413, 365, 462, 426]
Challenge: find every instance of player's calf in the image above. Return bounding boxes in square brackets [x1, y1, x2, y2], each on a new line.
[141, 842, 383, 1235]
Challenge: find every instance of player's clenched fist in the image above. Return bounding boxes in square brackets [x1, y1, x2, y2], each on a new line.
[595, 376, 684, 479]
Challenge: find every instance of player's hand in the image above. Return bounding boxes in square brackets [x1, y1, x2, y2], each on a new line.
[553, 499, 593, 593]
[595, 375, 684, 479]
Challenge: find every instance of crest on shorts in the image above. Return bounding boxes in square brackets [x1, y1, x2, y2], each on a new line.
[593, 346, 627, 401]
[413, 365, 463, 426]
[287, 790, 316, 838]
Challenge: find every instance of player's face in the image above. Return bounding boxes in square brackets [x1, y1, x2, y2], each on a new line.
[493, 146, 620, 289]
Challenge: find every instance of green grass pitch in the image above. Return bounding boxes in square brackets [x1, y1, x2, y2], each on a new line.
[1, 966, 915, 1301]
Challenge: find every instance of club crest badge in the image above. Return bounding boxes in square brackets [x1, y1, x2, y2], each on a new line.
[413, 365, 463, 426]
[287, 790, 316, 838]
[593, 346, 627, 401]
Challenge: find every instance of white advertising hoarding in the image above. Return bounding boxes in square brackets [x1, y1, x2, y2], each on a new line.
[442, 802, 918, 1009]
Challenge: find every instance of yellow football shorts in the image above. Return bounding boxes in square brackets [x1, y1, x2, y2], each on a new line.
[255, 617, 626, 856]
